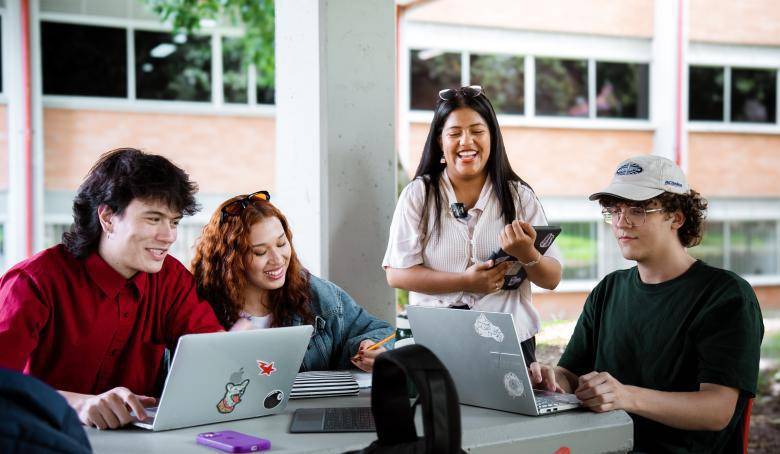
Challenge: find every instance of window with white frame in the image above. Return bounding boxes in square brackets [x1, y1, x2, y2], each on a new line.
[555, 221, 598, 280]
[409, 49, 460, 111]
[689, 66, 724, 121]
[43, 223, 70, 250]
[223, 36, 248, 104]
[39, 19, 274, 106]
[689, 65, 777, 123]
[690, 220, 779, 277]
[470, 53, 524, 114]
[41, 21, 127, 97]
[535, 57, 588, 117]
[595, 62, 649, 119]
[135, 30, 211, 102]
[409, 49, 649, 120]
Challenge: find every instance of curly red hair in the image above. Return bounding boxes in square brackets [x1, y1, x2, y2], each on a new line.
[191, 197, 313, 329]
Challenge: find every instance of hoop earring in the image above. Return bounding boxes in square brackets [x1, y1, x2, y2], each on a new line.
[440, 157, 446, 164]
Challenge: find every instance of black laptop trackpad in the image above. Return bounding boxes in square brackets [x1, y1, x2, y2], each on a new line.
[290, 407, 375, 433]
[289, 409, 325, 432]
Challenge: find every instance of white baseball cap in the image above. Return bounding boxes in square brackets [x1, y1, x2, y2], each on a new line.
[589, 155, 690, 201]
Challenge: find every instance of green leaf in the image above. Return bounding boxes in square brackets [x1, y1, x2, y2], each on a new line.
[138, 0, 275, 87]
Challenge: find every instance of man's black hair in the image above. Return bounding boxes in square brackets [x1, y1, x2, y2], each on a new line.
[62, 148, 200, 258]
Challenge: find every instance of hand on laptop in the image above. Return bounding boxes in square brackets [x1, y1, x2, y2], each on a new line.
[67, 387, 157, 429]
[230, 317, 255, 332]
[351, 339, 386, 372]
[574, 371, 633, 413]
[528, 362, 565, 393]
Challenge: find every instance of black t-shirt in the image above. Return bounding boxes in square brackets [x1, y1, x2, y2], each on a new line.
[559, 260, 764, 453]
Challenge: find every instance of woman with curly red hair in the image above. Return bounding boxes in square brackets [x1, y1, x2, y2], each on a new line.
[191, 191, 394, 372]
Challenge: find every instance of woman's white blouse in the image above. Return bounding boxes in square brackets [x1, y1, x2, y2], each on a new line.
[382, 173, 562, 341]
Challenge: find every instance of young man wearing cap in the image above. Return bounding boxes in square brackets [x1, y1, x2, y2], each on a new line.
[0, 148, 224, 430]
[531, 155, 763, 452]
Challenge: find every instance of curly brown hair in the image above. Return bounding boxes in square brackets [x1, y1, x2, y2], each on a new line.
[597, 189, 709, 248]
[191, 197, 314, 329]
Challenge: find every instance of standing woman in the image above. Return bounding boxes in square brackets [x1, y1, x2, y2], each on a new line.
[383, 86, 562, 365]
[192, 191, 394, 372]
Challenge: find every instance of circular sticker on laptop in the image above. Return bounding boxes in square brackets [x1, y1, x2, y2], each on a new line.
[503, 372, 525, 398]
[264, 390, 284, 409]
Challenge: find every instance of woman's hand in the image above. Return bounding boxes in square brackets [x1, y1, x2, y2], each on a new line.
[351, 339, 386, 372]
[229, 318, 255, 331]
[500, 221, 539, 264]
[463, 260, 511, 294]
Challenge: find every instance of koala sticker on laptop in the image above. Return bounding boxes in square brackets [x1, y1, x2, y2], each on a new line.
[474, 313, 504, 342]
[216, 368, 251, 414]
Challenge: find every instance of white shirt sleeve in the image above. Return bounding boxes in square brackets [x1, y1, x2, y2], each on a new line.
[517, 184, 563, 265]
[382, 180, 427, 269]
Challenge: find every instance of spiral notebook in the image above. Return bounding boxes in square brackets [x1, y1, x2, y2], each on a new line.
[289, 371, 360, 399]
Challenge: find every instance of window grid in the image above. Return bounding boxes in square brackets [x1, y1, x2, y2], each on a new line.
[39, 18, 272, 108]
[524, 56, 535, 117]
[587, 58, 596, 119]
[690, 64, 780, 126]
[460, 51, 469, 88]
[409, 49, 650, 123]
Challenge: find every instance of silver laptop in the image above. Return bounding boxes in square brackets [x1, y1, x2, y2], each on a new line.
[134, 325, 312, 431]
[407, 306, 580, 416]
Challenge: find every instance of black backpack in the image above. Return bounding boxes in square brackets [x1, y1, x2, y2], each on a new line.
[349, 344, 466, 454]
[0, 368, 92, 454]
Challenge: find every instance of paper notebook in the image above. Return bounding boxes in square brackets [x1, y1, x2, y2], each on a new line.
[289, 371, 360, 399]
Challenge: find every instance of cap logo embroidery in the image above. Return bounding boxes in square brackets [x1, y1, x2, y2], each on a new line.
[665, 180, 683, 188]
[616, 162, 643, 176]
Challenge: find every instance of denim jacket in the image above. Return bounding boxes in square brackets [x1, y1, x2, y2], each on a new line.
[291, 275, 395, 371]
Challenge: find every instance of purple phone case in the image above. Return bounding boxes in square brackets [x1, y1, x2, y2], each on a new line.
[196, 431, 271, 453]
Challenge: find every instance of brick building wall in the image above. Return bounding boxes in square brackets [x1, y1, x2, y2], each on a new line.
[43, 109, 275, 195]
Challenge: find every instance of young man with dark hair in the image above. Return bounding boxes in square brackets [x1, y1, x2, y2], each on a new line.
[0, 148, 223, 430]
[531, 155, 764, 453]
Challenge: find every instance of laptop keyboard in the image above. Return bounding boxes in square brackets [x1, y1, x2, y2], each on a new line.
[134, 407, 158, 424]
[323, 407, 375, 432]
[535, 391, 581, 413]
[536, 396, 559, 410]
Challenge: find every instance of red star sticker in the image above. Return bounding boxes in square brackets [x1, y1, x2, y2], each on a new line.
[257, 360, 277, 376]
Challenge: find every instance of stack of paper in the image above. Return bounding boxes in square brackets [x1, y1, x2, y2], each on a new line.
[289, 371, 360, 399]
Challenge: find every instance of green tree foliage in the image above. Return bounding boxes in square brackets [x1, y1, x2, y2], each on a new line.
[140, 0, 275, 87]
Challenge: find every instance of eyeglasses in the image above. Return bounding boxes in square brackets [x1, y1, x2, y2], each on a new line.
[601, 207, 664, 226]
[220, 190, 270, 223]
[438, 85, 483, 101]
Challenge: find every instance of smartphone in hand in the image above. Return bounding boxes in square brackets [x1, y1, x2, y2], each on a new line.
[196, 431, 271, 453]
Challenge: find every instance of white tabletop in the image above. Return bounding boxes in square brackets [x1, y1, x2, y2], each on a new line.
[86, 391, 633, 453]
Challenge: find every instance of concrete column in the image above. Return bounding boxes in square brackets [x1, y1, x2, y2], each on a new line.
[651, 0, 689, 169]
[275, 0, 396, 324]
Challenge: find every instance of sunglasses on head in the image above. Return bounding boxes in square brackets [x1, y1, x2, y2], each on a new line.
[438, 85, 483, 101]
[220, 190, 270, 223]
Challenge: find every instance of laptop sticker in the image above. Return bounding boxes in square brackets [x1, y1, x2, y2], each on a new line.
[216, 378, 250, 414]
[503, 372, 525, 398]
[257, 360, 277, 376]
[474, 313, 504, 342]
[263, 390, 284, 409]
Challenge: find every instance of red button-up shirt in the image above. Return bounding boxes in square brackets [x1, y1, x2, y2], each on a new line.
[0, 244, 223, 396]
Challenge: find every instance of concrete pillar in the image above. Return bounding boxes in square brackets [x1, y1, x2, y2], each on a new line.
[275, 0, 396, 324]
[651, 0, 689, 169]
